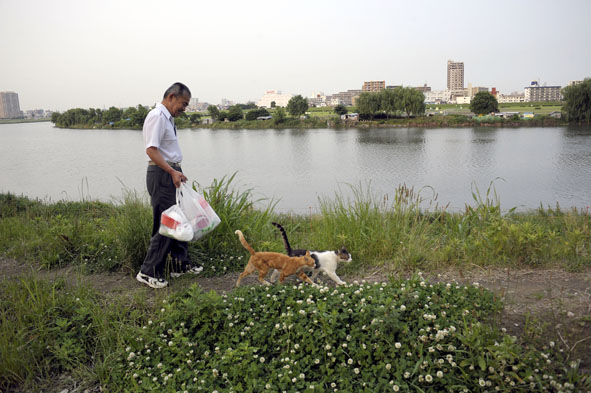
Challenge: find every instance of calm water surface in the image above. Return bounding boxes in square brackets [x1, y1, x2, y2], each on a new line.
[1, 122, 590, 213]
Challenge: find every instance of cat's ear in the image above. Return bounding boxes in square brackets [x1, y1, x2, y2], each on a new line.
[305, 250, 310, 256]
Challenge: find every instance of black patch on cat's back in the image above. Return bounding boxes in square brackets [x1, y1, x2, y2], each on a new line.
[291, 249, 320, 268]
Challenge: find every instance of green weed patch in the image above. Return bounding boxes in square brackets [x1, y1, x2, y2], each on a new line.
[109, 276, 588, 392]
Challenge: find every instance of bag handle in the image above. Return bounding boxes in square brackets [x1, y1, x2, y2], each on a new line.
[176, 182, 192, 208]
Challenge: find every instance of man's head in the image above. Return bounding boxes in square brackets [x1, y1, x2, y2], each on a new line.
[162, 82, 191, 117]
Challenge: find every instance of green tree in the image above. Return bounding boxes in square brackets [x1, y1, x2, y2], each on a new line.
[103, 106, 122, 123]
[470, 92, 499, 115]
[227, 105, 244, 122]
[217, 110, 229, 121]
[286, 95, 308, 117]
[334, 104, 348, 116]
[189, 113, 202, 124]
[245, 108, 270, 121]
[238, 102, 257, 110]
[51, 112, 60, 124]
[122, 106, 137, 120]
[273, 107, 286, 125]
[379, 89, 400, 118]
[270, 101, 276, 108]
[131, 105, 149, 127]
[562, 78, 591, 124]
[208, 105, 220, 120]
[401, 88, 425, 117]
[356, 92, 381, 120]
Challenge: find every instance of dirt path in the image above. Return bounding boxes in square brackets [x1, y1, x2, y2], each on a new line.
[2, 258, 590, 375]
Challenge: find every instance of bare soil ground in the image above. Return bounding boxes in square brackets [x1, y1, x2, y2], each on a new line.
[1, 257, 590, 392]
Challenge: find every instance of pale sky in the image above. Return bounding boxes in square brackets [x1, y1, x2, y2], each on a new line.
[1, 0, 589, 111]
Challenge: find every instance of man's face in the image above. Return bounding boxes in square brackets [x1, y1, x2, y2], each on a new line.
[168, 93, 190, 117]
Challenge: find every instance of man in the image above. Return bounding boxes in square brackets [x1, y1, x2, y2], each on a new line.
[136, 82, 203, 289]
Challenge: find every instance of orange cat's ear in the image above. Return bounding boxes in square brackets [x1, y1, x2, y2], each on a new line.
[305, 250, 310, 256]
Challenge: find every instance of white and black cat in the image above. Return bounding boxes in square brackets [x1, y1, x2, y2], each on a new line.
[270, 222, 352, 285]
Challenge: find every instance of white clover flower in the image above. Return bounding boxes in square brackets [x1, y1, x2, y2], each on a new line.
[354, 368, 360, 374]
[157, 363, 163, 368]
[437, 371, 443, 378]
[479, 378, 486, 386]
[260, 357, 265, 363]
[292, 377, 297, 382]
[404, 372, 410, 378]
[266, 384, 271, 389]
[425, 374, 433, 382]
[395, 342, 401, 349]
[393, 385, 399, 392]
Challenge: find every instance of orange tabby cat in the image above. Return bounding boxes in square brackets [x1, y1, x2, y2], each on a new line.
[234, 230, 317, 287]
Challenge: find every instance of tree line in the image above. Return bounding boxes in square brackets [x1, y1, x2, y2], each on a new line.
[356, 87, 426, 120]
[51, 105, 150, 128]
[562, 78, 591, 124]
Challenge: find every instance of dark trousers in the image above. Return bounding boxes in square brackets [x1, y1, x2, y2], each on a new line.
[140, 165, 190, 277]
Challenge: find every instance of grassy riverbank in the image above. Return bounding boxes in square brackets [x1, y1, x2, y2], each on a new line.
[1, 177, 590, 276]
[1, 178, 590, 391]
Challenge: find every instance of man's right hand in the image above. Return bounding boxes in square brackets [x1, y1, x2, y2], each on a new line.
[171, 170, 187, 188]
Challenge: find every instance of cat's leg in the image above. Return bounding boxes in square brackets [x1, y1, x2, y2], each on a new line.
[297, 271, 319, 287]
[258, 267, 272, 286]
[235, 261, 256, 287]
[269, 269, 280, 283]
[310, 268, 322, 282]
[325, 270, 346, 285]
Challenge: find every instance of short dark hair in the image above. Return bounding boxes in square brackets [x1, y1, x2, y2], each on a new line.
[163, 82, 191, 99]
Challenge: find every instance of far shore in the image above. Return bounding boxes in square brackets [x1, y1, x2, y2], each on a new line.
[50, 115, 570, 130]
[0, 118, 51, 124]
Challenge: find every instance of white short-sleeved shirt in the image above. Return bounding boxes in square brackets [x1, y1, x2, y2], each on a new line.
[143, 103, 183, 163]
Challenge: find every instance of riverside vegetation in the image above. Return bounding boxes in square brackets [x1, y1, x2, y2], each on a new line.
[51, 84, 590, 130]
[1, 177, 590, 392]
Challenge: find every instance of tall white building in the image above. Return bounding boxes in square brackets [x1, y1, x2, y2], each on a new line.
[447, 60, 464, 91]
[256, 90, 293, 108]
[0, 91, 22, 119]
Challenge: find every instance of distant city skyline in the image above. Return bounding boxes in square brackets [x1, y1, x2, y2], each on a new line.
[1, 0, 589, 111]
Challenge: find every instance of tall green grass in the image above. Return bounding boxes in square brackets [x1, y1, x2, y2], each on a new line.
[1, 178, 590, 275]
[0, 277, 153, 391]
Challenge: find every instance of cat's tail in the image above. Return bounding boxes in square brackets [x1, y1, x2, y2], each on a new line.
[235, 230, 255, 255]
[271, 222, 293, 255]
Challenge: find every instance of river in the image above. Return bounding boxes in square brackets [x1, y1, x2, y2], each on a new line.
[1, 122, 590, 213]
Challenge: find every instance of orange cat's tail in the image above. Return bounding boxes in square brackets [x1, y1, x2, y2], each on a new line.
[235, 230, 255, 255]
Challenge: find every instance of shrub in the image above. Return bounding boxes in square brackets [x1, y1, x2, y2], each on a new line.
[109, 276, 589, 392]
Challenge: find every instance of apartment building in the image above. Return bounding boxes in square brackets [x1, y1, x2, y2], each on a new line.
[328, 90, 362, 106]
[0, 91, 22, 119]
[447, 60, 464, 90]
[256, 90, 293, 108]
[524, 81, 562, 102]
[424, 90, 452, 104]
[362, 81, 385, 92]
[497, 93, 525, 103]
[415, 84, 431, 92]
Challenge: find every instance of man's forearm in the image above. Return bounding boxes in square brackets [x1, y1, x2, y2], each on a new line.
[146, 147, 176, 175]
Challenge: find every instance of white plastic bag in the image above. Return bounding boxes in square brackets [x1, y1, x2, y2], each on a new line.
[159, 204, 194, 241]
[177, 182, 221, 241]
